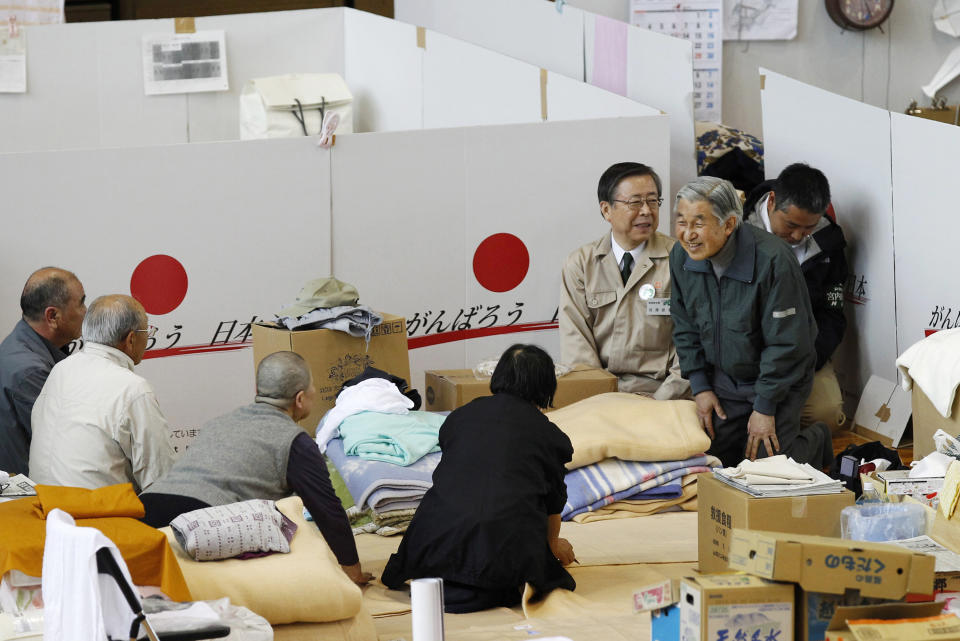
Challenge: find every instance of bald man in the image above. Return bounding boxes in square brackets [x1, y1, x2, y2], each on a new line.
[141, 351, 372, 586]
[0, 267, 86, 474]
[29, 295, 175, 492]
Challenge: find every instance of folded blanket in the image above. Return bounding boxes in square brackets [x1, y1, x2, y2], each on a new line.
[316, 379, 414, 451]
[546, 393, 710, 469]
[340, 411, 445, 466]
[570, 475, 700, 523]
[326, 438, 439, 510]
[562, 455, 719, 520]
[897, 327, 960, 417]
[35, 483, 145, 520]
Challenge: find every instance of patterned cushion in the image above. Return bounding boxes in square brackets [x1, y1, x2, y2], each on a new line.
[171, 499, 289, 561]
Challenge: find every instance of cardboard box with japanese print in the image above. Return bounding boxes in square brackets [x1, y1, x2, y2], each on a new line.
[679, 573, 795, 641]
[251, 314, 410, 434]
[698, 474, 855, 573]
[728, 529, 937, 641]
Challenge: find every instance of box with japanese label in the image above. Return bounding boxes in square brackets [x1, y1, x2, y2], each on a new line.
[727, 529, 935, 600]
[251, 314, 410, 434]
[698, 474, 855, 573]
[679, 573, 795, 641]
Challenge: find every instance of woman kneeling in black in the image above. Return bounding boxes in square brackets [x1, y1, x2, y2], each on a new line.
[381, 343, 577, 613]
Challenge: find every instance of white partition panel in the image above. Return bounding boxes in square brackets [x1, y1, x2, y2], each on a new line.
[422, 30, 541, 129]
[188, 9, 345, 142]
[547, 71, 661, 121]
[0, 137, 332, 432]
[761, 69, 896, 399]
[331, 115, 669, 391]
[344, 9, 423, 132]
[461, 116, 671, 367]
[891, 113, 959, 349]
[395, 0, 585, 81]
[330, 127, 469, 391]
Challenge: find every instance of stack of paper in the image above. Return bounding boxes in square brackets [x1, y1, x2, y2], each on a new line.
[713, 455, 843, 497]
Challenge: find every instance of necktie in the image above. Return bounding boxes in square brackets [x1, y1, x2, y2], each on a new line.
[620, 253, 634, 285]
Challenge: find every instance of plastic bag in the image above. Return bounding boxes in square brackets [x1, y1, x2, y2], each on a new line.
[934, 429, 960, 459]
[841, 503, 926, 542]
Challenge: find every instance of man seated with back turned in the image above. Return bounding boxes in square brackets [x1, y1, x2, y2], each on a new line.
[744, 163, 848, 432]
[140, 351, 372, 586]
[29, 294, 175, 491]
[559, 162, 688, 399]
[669, 176, 833, 468]
[0, 267, 86, 475]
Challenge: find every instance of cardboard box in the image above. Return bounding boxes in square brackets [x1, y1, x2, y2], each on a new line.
[698, 474, 855, 573]
[251, 314, 410, 433]
[824, 602, 946, 641]
[423, 366, 617, 411]
[679, 574, 795, 641]
[728, 529, 936, 600]
[799, 589, 891, 641]
[913, 384, 960, 461]
[877, 470, 944, 507]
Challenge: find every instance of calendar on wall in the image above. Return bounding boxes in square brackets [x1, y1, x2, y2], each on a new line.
[630, 0, 722, 123]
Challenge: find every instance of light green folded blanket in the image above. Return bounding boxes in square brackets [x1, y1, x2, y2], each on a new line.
[340, 410, 445, 466]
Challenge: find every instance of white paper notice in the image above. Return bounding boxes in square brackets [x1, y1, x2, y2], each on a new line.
[630, 0, 722, 122]
[142, 31, 229, 96]
[889, 535, 960, 573]
[0, 27, 26, 93]
[724, 0, 798, 40]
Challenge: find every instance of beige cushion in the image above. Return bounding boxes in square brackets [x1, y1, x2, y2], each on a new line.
[546, 392, 709, 469]
[162, 496, 361, 625]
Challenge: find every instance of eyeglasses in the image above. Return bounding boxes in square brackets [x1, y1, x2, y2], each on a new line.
[612, 197, 663, 211]
[135, 325, 158, 339]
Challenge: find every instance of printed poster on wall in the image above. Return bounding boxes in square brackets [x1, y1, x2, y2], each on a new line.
[630, 0, 722, 122]
[142, 31, 229, 95]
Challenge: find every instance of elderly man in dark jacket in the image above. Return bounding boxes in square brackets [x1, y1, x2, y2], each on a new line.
[669, 176, 832, 468]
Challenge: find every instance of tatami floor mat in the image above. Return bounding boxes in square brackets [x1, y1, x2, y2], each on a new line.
[560, 511, 698, 565]
[375, 607, 525, 641]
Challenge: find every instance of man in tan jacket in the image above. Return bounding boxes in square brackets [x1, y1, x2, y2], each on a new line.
[559, 162, 688, 400]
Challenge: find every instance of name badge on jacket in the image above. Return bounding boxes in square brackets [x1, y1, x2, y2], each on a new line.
[647, 298, 670, 316]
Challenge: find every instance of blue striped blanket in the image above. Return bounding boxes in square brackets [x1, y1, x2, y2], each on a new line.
[562, 455, 718, 520]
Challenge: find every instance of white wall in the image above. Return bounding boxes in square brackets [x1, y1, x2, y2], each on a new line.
[569, 0, 960, 138]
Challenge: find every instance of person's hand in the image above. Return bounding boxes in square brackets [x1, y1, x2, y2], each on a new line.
[694, 391, 725, 439]
[550, 537, 577, 566]
[342, 562, 374, 586]
[745, 411, 779, 461]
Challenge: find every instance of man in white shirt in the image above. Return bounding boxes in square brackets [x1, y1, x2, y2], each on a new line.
[29, 294, 175, 492]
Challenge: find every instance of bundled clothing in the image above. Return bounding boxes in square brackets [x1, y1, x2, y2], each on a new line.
[316, 378, 414, 451]
[339, 410, 444, 466]
[382, 394, 575, 613]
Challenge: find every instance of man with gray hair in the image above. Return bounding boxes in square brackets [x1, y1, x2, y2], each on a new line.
[669, 177, 832, 468]
[140, 351, 371, 586]
[0, 267, 86, 474]
[29, 294, 175, 491]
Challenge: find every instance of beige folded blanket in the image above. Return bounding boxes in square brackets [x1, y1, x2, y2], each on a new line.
[546, 393, 709, 470]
